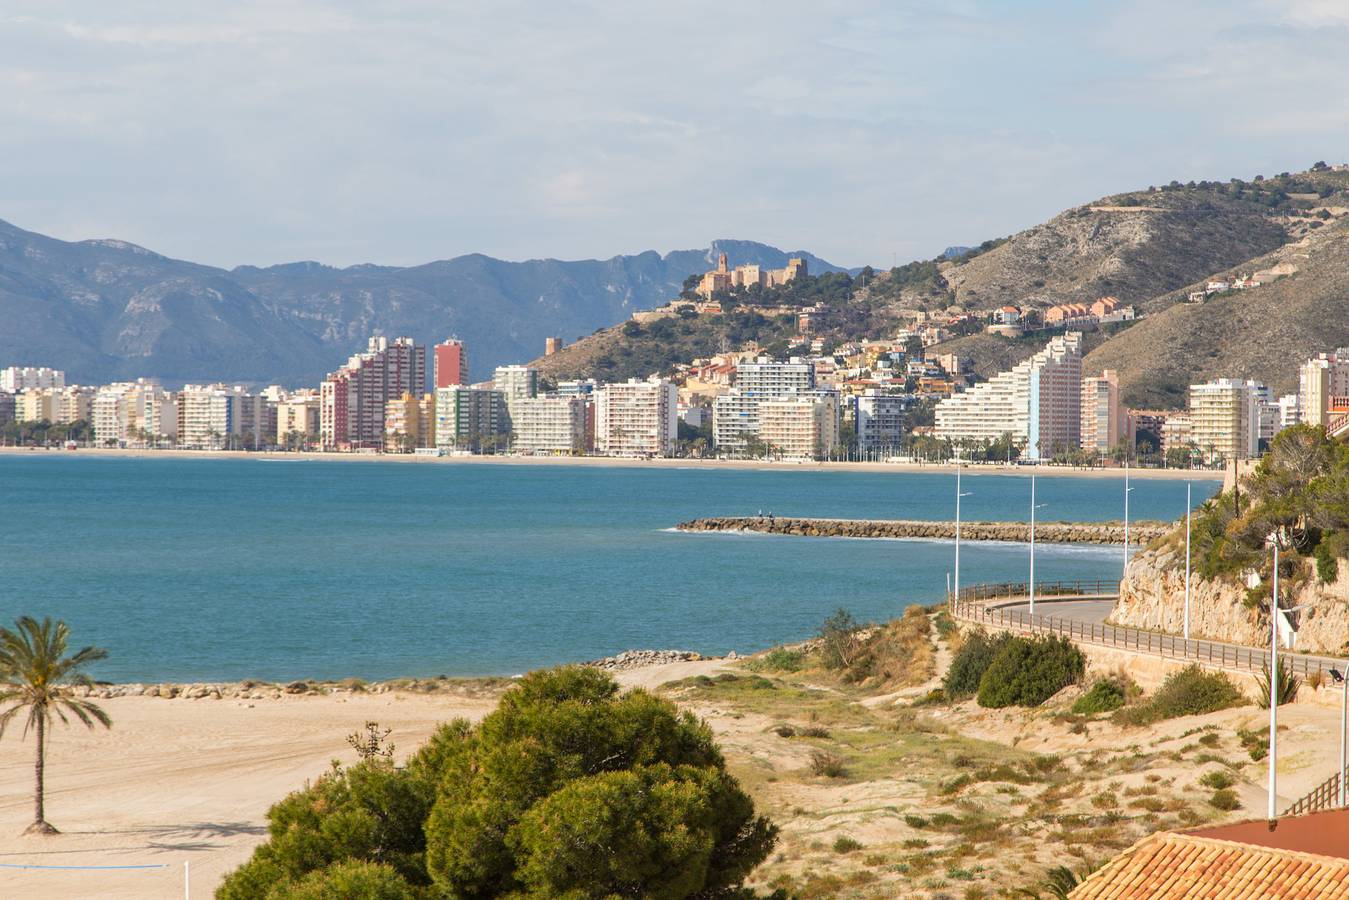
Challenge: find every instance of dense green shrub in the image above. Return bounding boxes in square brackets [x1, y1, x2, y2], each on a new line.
[1113, 665, 1246, 726]
[1256, 658, 1301, 708]
[976, 636, 1085, 708]
[220, 667, 776, 898]
[943, 630, 1011, 698]
[1071, 678, 1128, 715]
[1200, 770, 1235, 790]
[1210, 788, 1241, 811]
[747, 646, 805, 672]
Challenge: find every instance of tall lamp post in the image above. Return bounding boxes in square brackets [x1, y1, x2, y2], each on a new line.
[1029, 473, 1048, 618]
[1123, 458, 1135, 580]
[1184, 482, 1193, 641]
[1265, 530, 1306, 826]
[954, 462, 972, 602]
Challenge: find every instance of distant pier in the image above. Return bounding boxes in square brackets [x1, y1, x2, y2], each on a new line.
[675, 516, 1167, 545]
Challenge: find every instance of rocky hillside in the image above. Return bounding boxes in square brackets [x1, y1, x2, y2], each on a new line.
[0, 220, 843, 386]
[1085, 213, 1349, 407]
[943, 191, 1289, 311]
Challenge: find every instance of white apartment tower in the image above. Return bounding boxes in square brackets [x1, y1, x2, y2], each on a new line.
[1299, 349, 1349, 428]
[594, 379, 678, 457]
[0, 367, 65, 392]
[935, 333, 1083, 460]
[712, 358, 816, 450]
[509, 395, 590, 454]
[1188, 379, 1263, 462]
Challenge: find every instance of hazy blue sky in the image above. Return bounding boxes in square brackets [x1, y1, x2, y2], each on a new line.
[3, 1, 1348, 269]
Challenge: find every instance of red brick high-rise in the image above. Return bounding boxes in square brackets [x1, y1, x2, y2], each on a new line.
[434, 339, 469, 388]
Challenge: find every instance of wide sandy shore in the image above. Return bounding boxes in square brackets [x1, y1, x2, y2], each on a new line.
[0, 445, 1223, 480]
[0, 661, 728, 900]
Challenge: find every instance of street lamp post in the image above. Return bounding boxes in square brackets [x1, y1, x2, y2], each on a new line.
[1123, 459, 1135, 580]
[954, 462, 972, 602]
[1184, 482, 1193, 641]
[1269, 542, 1279, 824]
[1341, 664, 1348, 808]
[1029, 473, 1048, 618]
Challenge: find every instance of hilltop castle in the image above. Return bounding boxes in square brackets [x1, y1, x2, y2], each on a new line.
[697, 252, 806, 299]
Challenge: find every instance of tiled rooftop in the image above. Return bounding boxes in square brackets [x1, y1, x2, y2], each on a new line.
[1070, 831, 1349, 899]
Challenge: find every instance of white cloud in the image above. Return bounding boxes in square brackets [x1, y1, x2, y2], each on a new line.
[0, 1, 1347, 269]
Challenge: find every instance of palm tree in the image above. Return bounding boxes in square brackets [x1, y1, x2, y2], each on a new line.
[0, 617, 112, 834]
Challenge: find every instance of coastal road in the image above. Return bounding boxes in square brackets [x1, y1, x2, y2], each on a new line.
[963, 595, 1349, 679]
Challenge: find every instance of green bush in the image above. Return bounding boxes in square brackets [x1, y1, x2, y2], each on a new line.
[833, 836, 863, 853]
[904, 814, 929, 829]
[1199, 770, 1234, 790]
[976, 636, 1086, 709]
[1315, 539, 1340, 583]
[1113, 665, 1246, 726]
[747, 646, 806, 672]
[222, 667, 776, 899]
[943, 630, 1011, 698]
[1210, 788, 1241, 811]
[1071, 678, 1127, 715]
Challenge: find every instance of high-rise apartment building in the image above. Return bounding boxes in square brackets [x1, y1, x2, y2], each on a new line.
[434, 339, 469, 388]
[1298, 349, 1349, 430]
[435, 386, 508, 452]
[852, 391, 908, 451]
[1188, 379, 1263, 462]
[1080, 369, 1127, 454]
[712, 358, 816, 450]
[493, 365, 538, 403]
[935, 333, 1082, 459]
[92, 380, 177, 446]
[275, 390, 321, 444]
[0, 367, 65, 392]
[384, 392, 436, 450]
[177, 384, 265, 449]
[758, 393, 840, 458]
[321, 336, 425, 449]
[0, 390, 13, 427]
[594, 379, 678, 457]
[509, 395, 590, 454]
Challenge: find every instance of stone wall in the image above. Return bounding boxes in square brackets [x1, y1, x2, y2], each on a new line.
[1112, 545, 1349, 656]
[677, 516, 1165, 545]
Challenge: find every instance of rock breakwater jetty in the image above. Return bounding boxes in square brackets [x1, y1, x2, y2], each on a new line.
[676, 516, 1166, 545]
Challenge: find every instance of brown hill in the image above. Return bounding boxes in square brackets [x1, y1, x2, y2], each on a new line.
[942, 190, 1290, 311]
[1084, 213, 1349, 408]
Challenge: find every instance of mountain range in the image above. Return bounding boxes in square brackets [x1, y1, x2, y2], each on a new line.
[0, 219, 844, 386]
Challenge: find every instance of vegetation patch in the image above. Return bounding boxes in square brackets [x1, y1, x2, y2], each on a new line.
[1071, 678, 1129, 715]
[1113, 665, 1246, 726]
[976, 636, 1086, 708]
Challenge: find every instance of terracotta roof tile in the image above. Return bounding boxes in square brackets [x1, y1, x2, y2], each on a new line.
[1070, 832, 1349, 899]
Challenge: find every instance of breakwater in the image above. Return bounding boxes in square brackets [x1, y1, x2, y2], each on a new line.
[676, 517, 1167, 545]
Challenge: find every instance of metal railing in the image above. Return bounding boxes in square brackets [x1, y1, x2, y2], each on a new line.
[950, 582, 1346, 681]
[1285, 769, 1345, 817]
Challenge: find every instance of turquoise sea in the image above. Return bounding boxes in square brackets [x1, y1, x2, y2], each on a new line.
[0, 456, 1220, 683]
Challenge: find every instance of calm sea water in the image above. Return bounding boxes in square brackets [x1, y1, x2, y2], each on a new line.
[0, 456, 1220, 682]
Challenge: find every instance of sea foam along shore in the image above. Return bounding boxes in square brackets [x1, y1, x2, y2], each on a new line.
[0, 445, 1224, 480]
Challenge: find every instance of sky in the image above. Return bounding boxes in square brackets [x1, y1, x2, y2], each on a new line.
[2, 1, 1349, 271]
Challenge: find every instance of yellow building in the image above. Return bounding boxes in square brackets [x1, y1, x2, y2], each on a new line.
[384, 392, 437, 450]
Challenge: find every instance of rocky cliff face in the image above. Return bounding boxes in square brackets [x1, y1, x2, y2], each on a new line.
[1112, 546, 1349, 655]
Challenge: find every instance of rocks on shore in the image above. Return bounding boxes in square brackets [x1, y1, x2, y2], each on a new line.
[677, 516, 1166, 545]
[584, 649, 706, 671]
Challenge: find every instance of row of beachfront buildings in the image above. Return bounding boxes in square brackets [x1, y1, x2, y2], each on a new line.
[930, 334, 1349, 462]
[0, 343, 683, 458]
[5, 334, 1347, 461]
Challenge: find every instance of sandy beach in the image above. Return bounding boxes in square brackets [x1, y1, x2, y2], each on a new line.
[0, 661, 730, 900]
[0, 445, 1224, 480]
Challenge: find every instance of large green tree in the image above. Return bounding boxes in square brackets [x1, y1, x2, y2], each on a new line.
[220, 667, 777, 898]
[0, 616, 111, 834]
